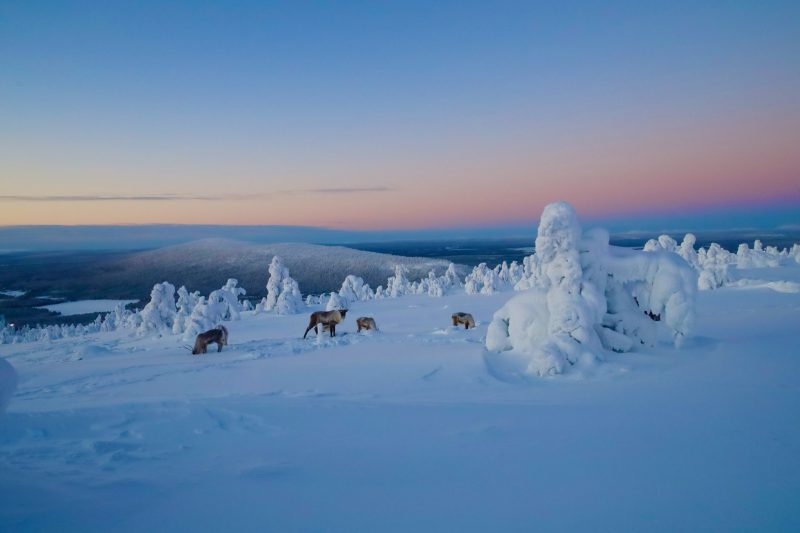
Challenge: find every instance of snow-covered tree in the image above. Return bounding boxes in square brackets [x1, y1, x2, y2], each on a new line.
[486, 202, 697, 377]
[216, 279, 247, 320]
[425, 271, 445, 297]
[182, 296, 219, 341]
[172, 286, 201, 334]
[275, 277, 304, 315]
[337, 275, 374, 306]
[386, 265, 411, 298]
[737, 240, 786, 269]
[256, 255, 304, 315]
[138, 282, 177, 335]
[443, 263, 462, 291]
[464, 263, 489, 294]
[325, 291, 347, 311]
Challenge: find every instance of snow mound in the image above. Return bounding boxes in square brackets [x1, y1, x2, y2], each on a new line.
[486, 202, 697, 377]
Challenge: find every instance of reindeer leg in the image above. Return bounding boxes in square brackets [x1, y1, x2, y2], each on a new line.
[330, 324, 335, 337]
[303, 319, 317, 339]
[217, 342, 223, 353]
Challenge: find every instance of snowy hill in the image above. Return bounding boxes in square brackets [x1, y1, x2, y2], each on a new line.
[1, 240, 459, 304]
[111, 239, 457, 297]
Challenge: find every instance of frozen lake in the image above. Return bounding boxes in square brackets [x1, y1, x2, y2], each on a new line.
[37, 299, 138, 316]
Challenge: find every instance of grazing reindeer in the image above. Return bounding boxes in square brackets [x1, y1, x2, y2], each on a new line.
[192, 325, 228, 355]
[303, 309, 348, 339]
[356, 316, 378, 333]
[451, 312, 475, 330]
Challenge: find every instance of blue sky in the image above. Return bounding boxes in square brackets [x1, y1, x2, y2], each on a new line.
[1, 0, 798, 231]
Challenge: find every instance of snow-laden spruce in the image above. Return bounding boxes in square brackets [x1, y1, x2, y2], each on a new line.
[137, 282, 177, 335]
[173, 286, 201, 334]
[486, 202, 697, 377]
[255, 256, 304, 315]
[384, 265, 412, 298]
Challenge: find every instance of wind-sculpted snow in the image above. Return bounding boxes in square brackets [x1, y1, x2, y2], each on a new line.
[486, 202, 697, 377]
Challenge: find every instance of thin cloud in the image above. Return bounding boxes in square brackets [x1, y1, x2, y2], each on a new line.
[0, 187, 394, 202]
[276, 187, 394, 195]
[0, 194, 214, 202]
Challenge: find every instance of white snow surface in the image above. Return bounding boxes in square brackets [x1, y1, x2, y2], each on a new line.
[2, 265, 800, 530]
[37, 299, 138, 316]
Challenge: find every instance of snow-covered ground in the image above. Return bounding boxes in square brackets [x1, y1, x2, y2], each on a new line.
[1, 267, 799, 531]
[36, 299, 138, 316]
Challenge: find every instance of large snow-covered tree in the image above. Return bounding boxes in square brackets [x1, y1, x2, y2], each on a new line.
[486, 202, 697, 377]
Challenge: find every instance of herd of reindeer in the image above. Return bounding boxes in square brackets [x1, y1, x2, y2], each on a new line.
[191, 310, 477, 355]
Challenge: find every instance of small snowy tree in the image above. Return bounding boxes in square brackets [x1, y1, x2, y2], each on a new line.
[263, 255, 289, 311]
[464, 263, 489, 295]
[256, 255, 304, 315]
[217, 278, 247, 320]
[172, 286, 201, 334]
[338, 275, 374, 306]
[138, 282, 177, 335]
[443, 263, 462, 291]
[426, 271, 445, 297]
[275, 277, 304, 315]
[325, 291, 347, 311]
[182, 295, 227, 342]
[386, 265, 411, 298]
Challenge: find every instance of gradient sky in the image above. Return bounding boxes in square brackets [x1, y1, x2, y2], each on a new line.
[1, 0, 799, 230]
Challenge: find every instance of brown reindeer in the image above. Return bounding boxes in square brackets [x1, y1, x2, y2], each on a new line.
[303, 309, 348, 339]
[356, 316, 378, 332]
[451, 312, 475, 330]
[192, 325, 228, 355]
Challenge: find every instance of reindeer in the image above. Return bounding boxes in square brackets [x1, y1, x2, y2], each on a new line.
[192, 325, 228, 355]
[303, 309, 348, 339]
[451, 312, 475, 330]
[356, 316, 378, 333]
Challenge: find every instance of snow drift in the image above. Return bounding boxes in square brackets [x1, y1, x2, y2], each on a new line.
[486, 202, 697, 377]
